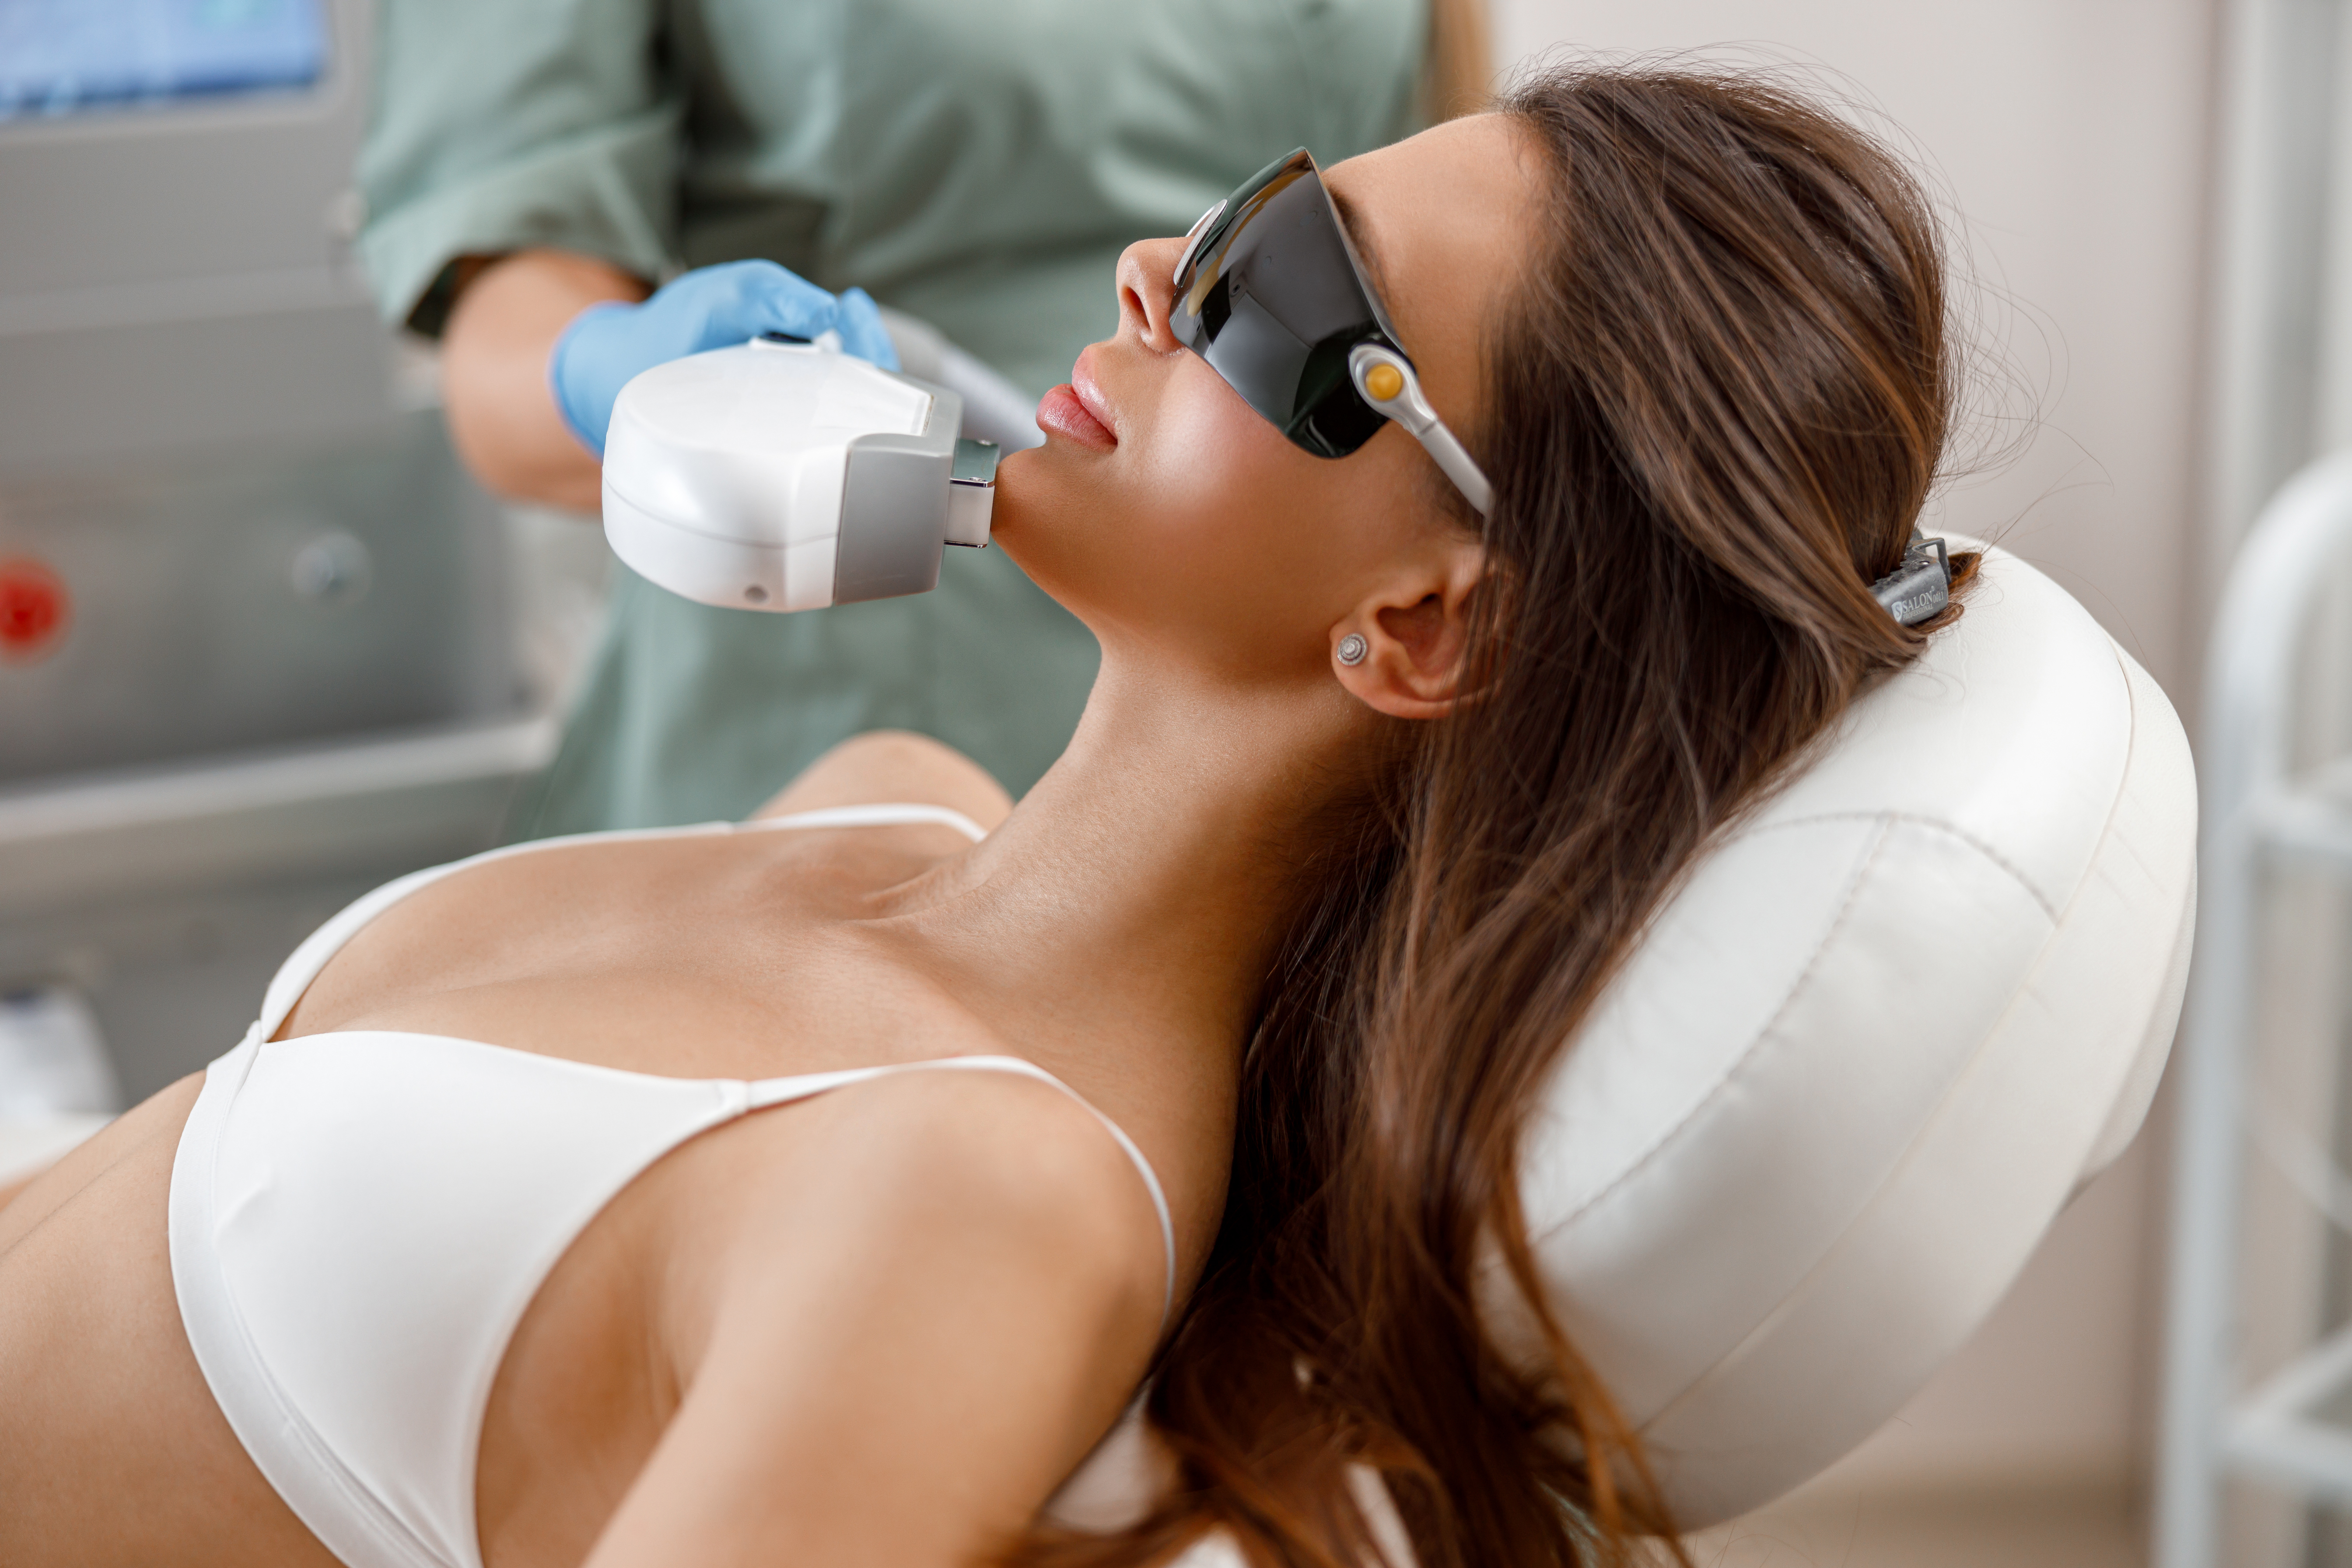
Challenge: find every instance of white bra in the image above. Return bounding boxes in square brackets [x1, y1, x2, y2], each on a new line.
[167, 805, 1175, 1568]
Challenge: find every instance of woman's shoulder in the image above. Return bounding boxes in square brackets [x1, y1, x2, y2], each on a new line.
[606, 1061, 1172, 1564]
[749, 1063, 1166, 1294]
[659, 1057, 1172, 1363]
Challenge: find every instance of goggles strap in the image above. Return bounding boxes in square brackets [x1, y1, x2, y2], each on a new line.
[1348, 344, 1494, 516]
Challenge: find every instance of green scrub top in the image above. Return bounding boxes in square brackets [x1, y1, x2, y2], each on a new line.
[358, 0, 1428, 833]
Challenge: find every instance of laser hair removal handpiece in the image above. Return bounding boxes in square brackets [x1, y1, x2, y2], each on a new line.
[600, 334, 1001, 612]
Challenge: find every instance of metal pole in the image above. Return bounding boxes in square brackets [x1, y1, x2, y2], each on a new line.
[2159, 452, 2352, 1568]
[2156, 816, 2258, 1568]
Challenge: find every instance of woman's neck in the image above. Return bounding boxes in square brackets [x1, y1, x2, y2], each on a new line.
[891, 653, 1376, 1076]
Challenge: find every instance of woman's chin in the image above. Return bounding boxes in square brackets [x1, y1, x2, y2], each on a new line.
[980, 450, 1058, 555]
[994, 441, 1115, 522]
[985, 450, 1116, 617]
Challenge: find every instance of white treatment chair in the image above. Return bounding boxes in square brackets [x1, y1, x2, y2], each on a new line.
[1527, 539, 2192, 1523]
[1052, 539, 2197, 1548]
[2, 542, 2195, 1548]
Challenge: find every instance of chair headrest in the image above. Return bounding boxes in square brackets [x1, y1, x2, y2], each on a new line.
[1509, 542, 2196, 1525]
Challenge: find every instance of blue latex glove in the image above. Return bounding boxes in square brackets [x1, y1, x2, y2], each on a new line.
[548, 260, 900, 458]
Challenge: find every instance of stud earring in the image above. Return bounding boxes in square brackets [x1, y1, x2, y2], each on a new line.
[1335, 634, 1368, 667]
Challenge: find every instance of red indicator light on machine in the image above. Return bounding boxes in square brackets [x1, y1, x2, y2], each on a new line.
[0, 557, 70, 663]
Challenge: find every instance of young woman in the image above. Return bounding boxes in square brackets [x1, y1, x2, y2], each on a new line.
[0, 66, 1969, 1568]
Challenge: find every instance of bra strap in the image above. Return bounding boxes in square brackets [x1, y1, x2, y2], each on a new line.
[737, 803, 990, 843]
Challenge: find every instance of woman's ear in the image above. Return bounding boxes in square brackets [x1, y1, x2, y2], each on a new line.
[1329, 538, 1488, 719]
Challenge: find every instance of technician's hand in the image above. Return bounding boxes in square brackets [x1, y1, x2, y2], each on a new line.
[548, 261, 900, 458]
[438, 249, 900, 513]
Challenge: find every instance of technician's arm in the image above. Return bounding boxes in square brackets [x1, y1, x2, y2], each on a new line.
[441, 249, 649, 513]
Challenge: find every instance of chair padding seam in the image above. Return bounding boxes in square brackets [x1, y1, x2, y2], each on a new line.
[1526, 817, 1894, 1239]
[1523, 813, 2053, 1244]
[1628, 780, 2156, 1455]
[1729, 809, 2063, 921]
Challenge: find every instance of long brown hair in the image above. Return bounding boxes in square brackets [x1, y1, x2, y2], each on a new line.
[1020, 64, 1975, 1568]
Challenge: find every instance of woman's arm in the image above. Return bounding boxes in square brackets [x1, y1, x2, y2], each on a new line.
[582, 1071, 1166, 1567]
[752, 731, 1016, 831]
[440, 248, 651, 511]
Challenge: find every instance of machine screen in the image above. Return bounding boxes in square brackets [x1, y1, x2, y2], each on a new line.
[0, 0, 328, 122]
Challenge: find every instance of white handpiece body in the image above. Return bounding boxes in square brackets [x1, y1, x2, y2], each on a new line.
[600, 336, 999, 613]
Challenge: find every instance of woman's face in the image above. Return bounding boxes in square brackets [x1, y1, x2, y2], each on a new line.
[993, 113, 1540, 686]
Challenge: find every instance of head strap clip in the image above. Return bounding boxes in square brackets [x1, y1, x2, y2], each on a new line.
[1871, 532, 1952, 626]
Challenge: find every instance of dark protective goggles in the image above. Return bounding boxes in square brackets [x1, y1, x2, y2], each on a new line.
[1169, 149, 1494, 516]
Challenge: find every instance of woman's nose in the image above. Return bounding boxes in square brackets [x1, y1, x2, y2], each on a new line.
[1115, 237, 1189, 354]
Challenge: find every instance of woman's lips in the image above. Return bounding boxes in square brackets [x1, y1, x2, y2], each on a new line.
[1036, 385, 1114, 451]
[1036, 356, 1118, 452]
